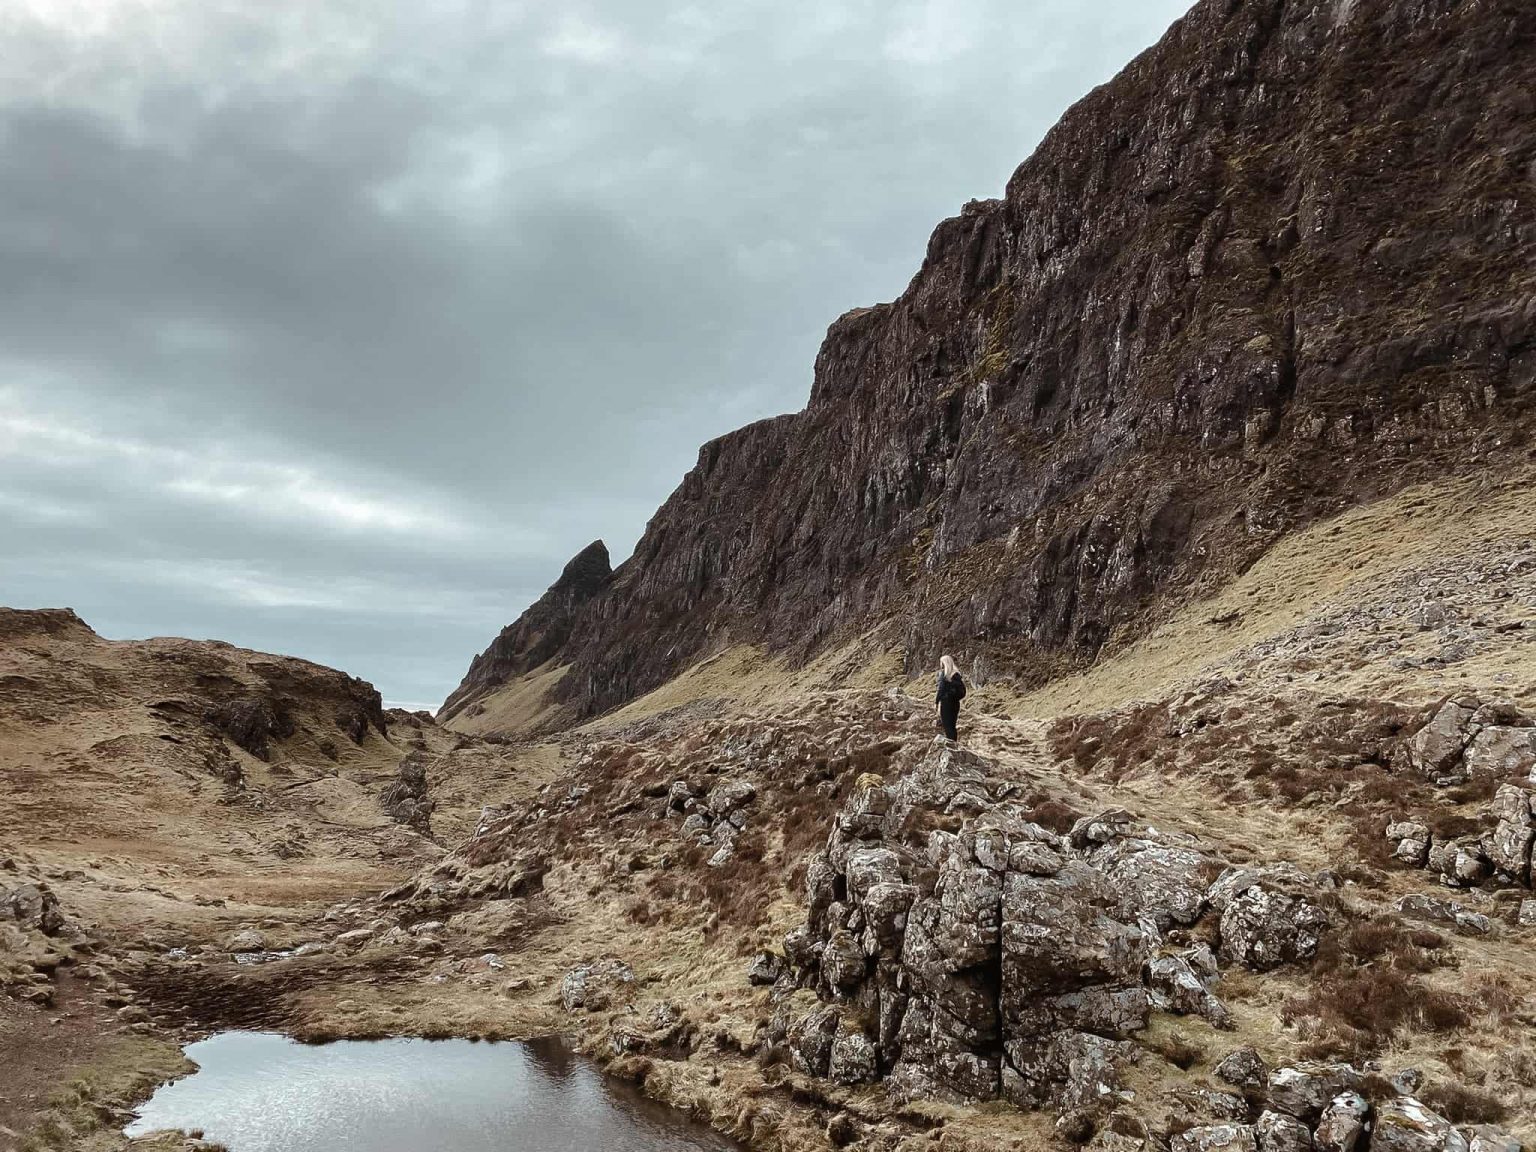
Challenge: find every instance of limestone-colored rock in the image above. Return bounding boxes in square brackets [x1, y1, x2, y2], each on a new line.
[1266, 1063, 1362, 1123]
[1171, 1124, 1258, 1152]
[1219, 886, 1326, 970]
[1313, 1091, 1369, 1152]
[1254, 1109, 1313, 1152]
[1372, 1097, 1469, 1152]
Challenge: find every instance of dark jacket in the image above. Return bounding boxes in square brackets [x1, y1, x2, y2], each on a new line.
[936, 672, 967, 712]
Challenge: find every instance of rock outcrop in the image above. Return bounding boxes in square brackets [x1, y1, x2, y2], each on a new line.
[773, 741, 1323, 1117]
[1407, 698, 1536, 784]
[382, 750, 435, 834]
[445, 0, 1536, 730]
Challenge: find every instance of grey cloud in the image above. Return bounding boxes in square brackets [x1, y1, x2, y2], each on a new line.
[0, 0, 1192, 705]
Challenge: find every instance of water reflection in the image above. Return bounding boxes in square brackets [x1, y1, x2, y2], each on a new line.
[126, 1031, 740, 1152]
[522, 1034, 579, 1084]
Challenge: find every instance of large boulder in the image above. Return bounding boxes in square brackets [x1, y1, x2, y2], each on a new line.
[1386, 821, 1432, 868]
[1486, 784, 1535, 881]
[1372, 1097, 1469, 1152]
[1467, 1130, 1523, 1152]
[1219, 886, 1327, 970]
[1091, 838, 1210, 929]
[788, 1004, 841, 1077]
[1313, 1092, 1369, 1152]
[1266, 1064, 1363, 1123]
[1408, 702, 1475, 777]
[844, 847, 904, 903]
[821, 930, 866, 991]
[1069, 809, 1137, 850]
[706, 778, 757, 818]
[1464, 725, 1536, 779]
[1254, 1110, 1313, 1152]
[1427, 837, 1493, 887]
[1145, 954, 1233, 1029]
[1206, 864, 1314, 910]
[1395, 893, 1491, 936]
[861, 881, 918, 953]
[1214, 1047, 1268, 1094]
[804, 854, 840, 932]
[888, 994, 1001, 1103]
[1000, 858, 1149, 1107]
[747, 951, 785, 986]
[382, 751, 434, 833]
[828, 1024, 878, 1085]
[1409, 700, 1536, 783]
[1005, 1031, 1137, 1114]
[1172, 1125, 1259, 1152]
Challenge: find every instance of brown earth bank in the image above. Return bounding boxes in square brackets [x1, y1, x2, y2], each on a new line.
[442, 0, 1536, 735]
[4, 468, 1536, 1151]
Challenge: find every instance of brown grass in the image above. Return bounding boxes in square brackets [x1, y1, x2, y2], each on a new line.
[1023, 789, 1085, 833]
[1047, 703, 1170, 779]
[1284, 913, 1463, 1059]
[1420, 1081, 1509, 1124]
[1148, 1032, 1205, 1070]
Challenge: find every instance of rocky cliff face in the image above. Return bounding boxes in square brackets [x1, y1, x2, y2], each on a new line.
[441, 540, 611, 722]
[448, 0, 1536, 727]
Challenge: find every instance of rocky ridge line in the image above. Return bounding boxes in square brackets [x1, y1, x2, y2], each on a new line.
[444, 0, 1536, 730]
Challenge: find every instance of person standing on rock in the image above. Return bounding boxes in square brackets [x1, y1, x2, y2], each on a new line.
[935, 654, 967, 743]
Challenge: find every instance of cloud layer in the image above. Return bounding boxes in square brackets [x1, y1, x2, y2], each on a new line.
[0, 0, 1191, 707]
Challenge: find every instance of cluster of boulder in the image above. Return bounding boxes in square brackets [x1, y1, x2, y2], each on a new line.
[1384, 698, 1536, 924]
[760, 741, 1330, 1121]
[1387, 781, 1536, 906]
[667, 776, 757, 867]
[1408, 699, 1536, 785]
[1, 865, 71, 1005]
[1178, 1053, 1523, 1152]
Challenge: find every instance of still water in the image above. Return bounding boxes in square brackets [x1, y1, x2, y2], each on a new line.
[125, 1031, 741, 1152]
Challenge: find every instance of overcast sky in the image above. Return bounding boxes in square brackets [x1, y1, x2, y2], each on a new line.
[0, 0, 1191, 710]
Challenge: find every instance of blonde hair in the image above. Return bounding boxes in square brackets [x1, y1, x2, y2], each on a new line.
[939, 654, 959, 679]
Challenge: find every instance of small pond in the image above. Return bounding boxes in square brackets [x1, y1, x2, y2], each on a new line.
[126, 1031, 741, 1151]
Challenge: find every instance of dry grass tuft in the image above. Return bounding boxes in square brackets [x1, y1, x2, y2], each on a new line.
[1283, 913, 1465, 1059]
[1148, 1032, 1205, 1070]
[1420, 1081, 1509, 1124]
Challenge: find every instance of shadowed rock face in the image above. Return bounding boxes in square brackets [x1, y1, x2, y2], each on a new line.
[449, 0, 1536, 727]
[440, 540, 612, 721]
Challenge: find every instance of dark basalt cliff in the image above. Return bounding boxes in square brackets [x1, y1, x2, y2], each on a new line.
[446, 0, 1536, 727]
[440, 541, 612, 721]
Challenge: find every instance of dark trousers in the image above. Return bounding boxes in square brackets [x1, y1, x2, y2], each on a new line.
[940, 706, 959, 741]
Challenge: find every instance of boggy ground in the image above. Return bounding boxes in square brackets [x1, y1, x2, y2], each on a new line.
[4, 469, 1536, 1151]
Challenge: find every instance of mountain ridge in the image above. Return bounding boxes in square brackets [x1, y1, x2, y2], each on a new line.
[444, 0, 1536, 732]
